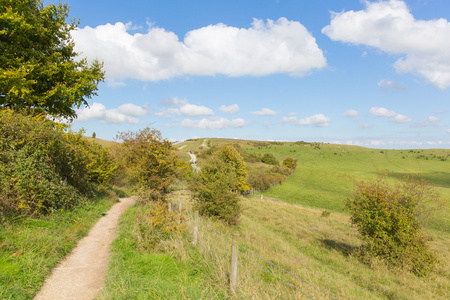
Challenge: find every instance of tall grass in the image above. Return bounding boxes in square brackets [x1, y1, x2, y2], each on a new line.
[101, 190, 449, 299]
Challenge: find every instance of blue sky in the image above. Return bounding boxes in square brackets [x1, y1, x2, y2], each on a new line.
[60, 0, 449, 149]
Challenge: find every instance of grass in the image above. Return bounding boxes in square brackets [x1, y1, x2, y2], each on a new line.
[0, 189, 120, 299]
[100, 187, 449, 299]
[97, 202, 228, 299]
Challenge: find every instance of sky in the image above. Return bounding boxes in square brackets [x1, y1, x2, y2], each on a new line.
[57, 0, 450, 149]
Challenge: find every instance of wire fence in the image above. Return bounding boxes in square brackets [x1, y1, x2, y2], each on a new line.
[175, 201, 337, 300]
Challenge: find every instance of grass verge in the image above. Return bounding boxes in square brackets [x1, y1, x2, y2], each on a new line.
[97, 203, 228, 299]
[0, 188, 120, 299]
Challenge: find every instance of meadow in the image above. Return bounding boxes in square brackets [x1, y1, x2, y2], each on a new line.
[97, 139, 450, 299]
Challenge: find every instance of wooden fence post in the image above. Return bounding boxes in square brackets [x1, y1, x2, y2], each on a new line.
[179, 199, 183, 211]
[230, 233, 239, 294]
[193, 211, 199, 245]
[168, 201, 172, 213]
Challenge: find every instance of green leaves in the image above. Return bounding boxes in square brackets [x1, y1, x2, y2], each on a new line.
[346, 174, 439, 276]
[0, 0, 104, 119]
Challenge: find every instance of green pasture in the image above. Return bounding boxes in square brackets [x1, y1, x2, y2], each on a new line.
[177, 139, 450, 233]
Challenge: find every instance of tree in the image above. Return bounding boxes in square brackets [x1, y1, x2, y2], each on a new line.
[115, 127, 181, 202]
[0, 0, 104, 119]
[218, 145, 250, 193]
[192, 155, 241, 225]
[345, 174, 442, 276]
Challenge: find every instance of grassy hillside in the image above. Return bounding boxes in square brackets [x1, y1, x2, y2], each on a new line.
[100, 138, 449, 299]
[176, 139, 450, 233]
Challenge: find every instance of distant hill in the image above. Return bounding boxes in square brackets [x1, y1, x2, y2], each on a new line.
[177, 138, 450, 233]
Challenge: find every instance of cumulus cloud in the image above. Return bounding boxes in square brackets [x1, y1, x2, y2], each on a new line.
[342, 109, 359, 117]
[369, 107, 396, 117]
[180, 117, 248, 129]
[322, 0, 450, 89]
[251, 108, 280, 116]
[428, 116, 441, 122]
[72, 18, 326, 81]
[378, 79, 406, 91]
[161, 97, 188, 107]
[360, 123, 373, 128]
[412, 115, 444, 127]
[369, 106, 411, 123]
[447, 128, 450, 133]
[154, 108, 181, 118]
[76, 102, 150, 123]
[179, 104, 214, 116]
[390, 113, 411, 123]
[283, 113, 330, 127]
[219, 104, 239, 114]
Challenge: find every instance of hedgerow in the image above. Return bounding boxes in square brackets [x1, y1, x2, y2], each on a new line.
[0, 110, 116, 218]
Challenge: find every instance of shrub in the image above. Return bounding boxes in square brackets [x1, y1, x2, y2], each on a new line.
[0, 110, 97, 217]
[261, 153, 279, 165]
[345, 174, 441, 276]
[115, 127, 183, 202]
[282, 157, 298, 169]
[134, 201, 186, 251]
[191, 152, 242, 225]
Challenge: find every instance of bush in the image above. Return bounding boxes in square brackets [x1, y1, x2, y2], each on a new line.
[115, 127, 183, 202]
[0, 110, 106, 217]
[261, 153, 279, 165]
[282, 157, 298, 169]
[134, 201, 186, 251]
[346, 174, 441, 276]
[191, 151, 242, 225]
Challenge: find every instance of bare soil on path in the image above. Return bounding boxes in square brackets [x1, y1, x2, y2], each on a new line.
[34, 197, 136, 300]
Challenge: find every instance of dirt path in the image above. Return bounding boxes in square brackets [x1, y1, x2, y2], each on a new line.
[34, 197, 136, 300]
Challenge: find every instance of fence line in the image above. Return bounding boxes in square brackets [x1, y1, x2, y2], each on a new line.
[178, 203, 337, 299]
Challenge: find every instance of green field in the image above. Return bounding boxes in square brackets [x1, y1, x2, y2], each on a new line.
[176, 139, 450, 232]
[98, 138, 450, 299]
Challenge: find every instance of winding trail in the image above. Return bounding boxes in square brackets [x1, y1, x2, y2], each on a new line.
[34, 197, 136, 300]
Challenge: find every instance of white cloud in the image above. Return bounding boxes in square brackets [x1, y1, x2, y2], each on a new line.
[412, 116, 444, 127]
[322, 0, 450, 89]
[72, 18, 326, 81]
[369, 107, 396, 117]
[378, 79, 406, 91]
[447, 128, 450, 133]
[179, 104, 213, 116]
[390, 113, 411, 123]
[251, 108, 280, 116]
[369, 106, 411, 123]
[180, 117, 248, 129]
[161, 97, 188, 107]
[219, 104, 239, 114]
[76, 102, 150, 124]
[342, 109, 359, 117]
[428, 116, 440, 122]
[360, 123, 373, 128]
[283, 113, 330, 127]
[154, 108, 181, 118]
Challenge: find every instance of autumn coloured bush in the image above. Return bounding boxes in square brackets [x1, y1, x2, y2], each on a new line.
[115, 127, 186, 203]
[134, 200, 186, 251]
[346, 174, 442, 276]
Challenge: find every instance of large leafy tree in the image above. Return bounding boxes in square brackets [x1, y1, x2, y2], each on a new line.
[0, 0, 104, 119]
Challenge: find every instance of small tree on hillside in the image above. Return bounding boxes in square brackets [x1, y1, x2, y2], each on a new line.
[346, 173, 443, 276]
[191, 145, 247, 225]
[115, 127, 182, 202]
[218, 145, 250, 193]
